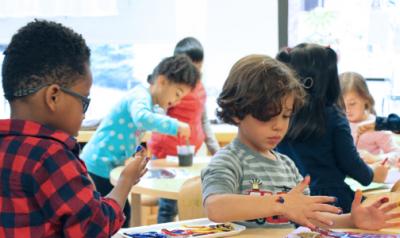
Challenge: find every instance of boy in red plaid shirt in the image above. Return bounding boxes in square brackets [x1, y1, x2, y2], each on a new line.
[0, 20, 148, 237]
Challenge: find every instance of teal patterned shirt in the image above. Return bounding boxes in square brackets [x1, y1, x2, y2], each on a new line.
[81, 84, 178, 178]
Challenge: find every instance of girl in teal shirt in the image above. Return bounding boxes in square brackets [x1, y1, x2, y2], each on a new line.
[81, 55, 199, 226]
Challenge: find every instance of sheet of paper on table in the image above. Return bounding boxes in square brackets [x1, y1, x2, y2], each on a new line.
[119, 218, 246, 238]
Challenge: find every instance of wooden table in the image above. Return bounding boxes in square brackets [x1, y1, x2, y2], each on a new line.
[110, 157, 210, 226]
[110, 187, 400, 237]
[77, 124, 237, 147]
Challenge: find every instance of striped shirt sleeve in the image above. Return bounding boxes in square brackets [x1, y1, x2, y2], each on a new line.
[201, 148, 243, 204]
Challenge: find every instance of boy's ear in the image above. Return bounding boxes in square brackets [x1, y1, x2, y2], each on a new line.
[233, 116, 240, 124]
[44, 84, 61, 112]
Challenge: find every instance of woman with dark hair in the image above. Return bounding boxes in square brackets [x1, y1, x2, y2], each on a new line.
[276, 43, 388, 213]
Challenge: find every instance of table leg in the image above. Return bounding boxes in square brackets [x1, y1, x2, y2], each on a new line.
[130, 193, 142, 227]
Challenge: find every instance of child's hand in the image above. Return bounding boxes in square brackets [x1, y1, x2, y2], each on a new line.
[120, 146, 149, 187]
[358, 150, 378, 164]
[351, 190, 400, 230]
[281, 176, 341, 229]
[178, 121, 191, 139]
[372, 163, 389, 183]
[357, 121, 375, 137]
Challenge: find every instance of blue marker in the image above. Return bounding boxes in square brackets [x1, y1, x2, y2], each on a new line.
[135, 145, 143, 153]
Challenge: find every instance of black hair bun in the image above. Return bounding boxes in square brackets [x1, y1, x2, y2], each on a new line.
[276, 50, 291, 63]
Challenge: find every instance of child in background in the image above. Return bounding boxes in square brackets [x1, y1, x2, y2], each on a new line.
[148, 37, 220, 223]
[201, 54, 400, 230]
[276, 43, 388, 213]
[0, 20, 148, 237]
[80, 55, 199, 227]
[339, 72, 400, 166]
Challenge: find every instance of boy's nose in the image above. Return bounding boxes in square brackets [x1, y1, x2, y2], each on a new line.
[272, 121, 284, 131]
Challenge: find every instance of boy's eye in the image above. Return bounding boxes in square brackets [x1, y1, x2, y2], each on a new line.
[283, 114, 292, 119]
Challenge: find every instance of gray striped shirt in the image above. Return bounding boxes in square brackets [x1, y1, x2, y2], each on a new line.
[201, 137, 308, 227]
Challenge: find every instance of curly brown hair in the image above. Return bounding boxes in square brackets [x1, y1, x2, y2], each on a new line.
[217, 54, 305, 125]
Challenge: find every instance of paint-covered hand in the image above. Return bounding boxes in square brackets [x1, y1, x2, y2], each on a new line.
[351, 190, 400, 230]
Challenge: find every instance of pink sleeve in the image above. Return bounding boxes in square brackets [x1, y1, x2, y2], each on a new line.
[376, 132, 400, 154]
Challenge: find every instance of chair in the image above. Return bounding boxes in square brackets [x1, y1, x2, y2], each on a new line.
[177, 176, 206, 220]
[140, 195, 159, 225]
[128, 194, 159, 226]
[391, 179, 400, 192]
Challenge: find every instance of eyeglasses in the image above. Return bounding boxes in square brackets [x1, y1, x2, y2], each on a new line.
[7, 84, 90, 113]
[60, 87, 91, 113]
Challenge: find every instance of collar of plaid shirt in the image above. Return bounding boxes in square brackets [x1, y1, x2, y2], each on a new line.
[0, 119, 79, 152]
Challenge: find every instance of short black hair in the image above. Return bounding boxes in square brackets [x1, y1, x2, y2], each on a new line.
[148, 55, 199, 89]
[174, 37, 203, 63]
[217, 54, 305, 125]
[2, 19, 90, 101]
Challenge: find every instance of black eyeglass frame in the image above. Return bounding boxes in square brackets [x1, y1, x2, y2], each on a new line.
[7, 84, 90, 113]
[59, 87, 91, 113]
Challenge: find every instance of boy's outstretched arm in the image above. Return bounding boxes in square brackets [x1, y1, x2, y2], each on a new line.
[205, 176, 341, 229]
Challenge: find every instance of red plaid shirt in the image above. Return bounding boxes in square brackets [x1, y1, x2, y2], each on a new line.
[0, 119, 124, 237]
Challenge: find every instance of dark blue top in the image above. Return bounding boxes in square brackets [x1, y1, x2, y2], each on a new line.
[376, 113, 400, 132]
[277, 106, 373, 213]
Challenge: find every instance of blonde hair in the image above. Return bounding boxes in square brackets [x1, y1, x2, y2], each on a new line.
[339, 72, 376, 115]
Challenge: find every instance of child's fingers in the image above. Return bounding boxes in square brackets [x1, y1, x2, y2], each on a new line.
[291, 176, 310, 193]
[292, 215, 315, 230]
[351, 189, 363, 209]
[381, 202, 400, 213]
[309, 195, 337, 204]
[383, 221, 400, 229]
[308, 212, 334, 227]
[134, 145, 147, 158]
[384, 211, 400, 221]
[311, 203, 341, 214]
[139, 157, 149, 168]
[139, 168, 148, 178]
[135, 150, 147, 158]
[302, 219, 317, 230]
[369, 197, 389, 209]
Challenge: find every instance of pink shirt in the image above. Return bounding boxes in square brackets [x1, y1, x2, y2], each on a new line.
[350, 115, 400, 163]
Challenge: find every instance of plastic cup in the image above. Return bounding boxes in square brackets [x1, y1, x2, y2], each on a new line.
[177, 145, 195, 167]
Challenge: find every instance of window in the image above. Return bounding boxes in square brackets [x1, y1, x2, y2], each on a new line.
[288, 0, 400, 115]
[0, 0, 279, 121]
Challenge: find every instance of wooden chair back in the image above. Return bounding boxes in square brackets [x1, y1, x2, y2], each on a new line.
[391, 179, 400, 192]
[177, 176, 206, 220]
